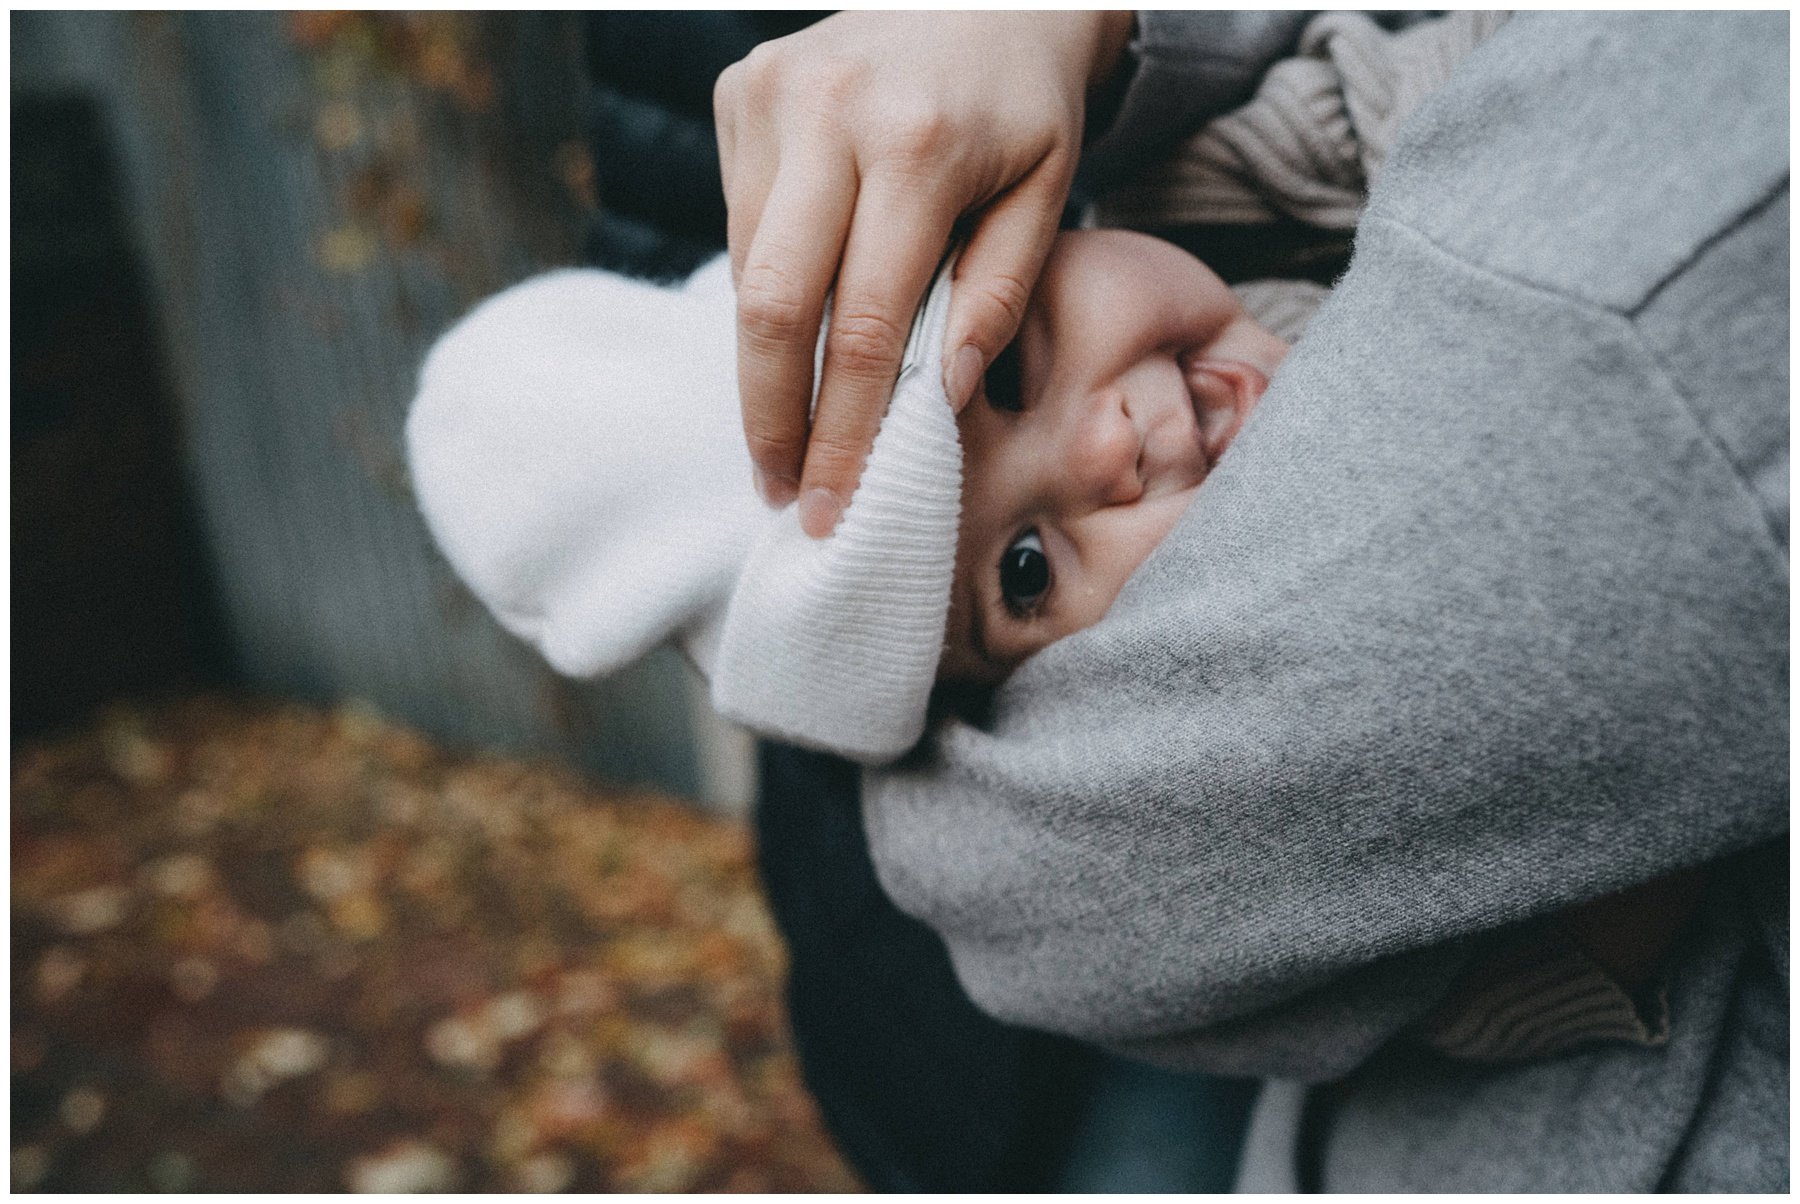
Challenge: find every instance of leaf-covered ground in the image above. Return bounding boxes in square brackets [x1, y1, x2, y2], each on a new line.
[11, 694, 862, 1192]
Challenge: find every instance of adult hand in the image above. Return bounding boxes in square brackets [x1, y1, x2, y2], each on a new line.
[715, 11, 1134, 537]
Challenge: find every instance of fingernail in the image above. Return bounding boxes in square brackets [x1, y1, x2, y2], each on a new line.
[755, 468, 798, 508]
[945, 344, 984, 411]
[797, 487, 842, 538]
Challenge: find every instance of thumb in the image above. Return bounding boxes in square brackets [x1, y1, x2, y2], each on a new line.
[940, 166, 1070, 411]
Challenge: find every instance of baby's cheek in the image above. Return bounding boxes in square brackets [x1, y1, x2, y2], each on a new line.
[1068, 488, 1200, 627]
[1119, 488, 1201, 581]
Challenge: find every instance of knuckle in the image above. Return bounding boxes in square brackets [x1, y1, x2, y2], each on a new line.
[882, 106, 955, 162]
[726, 42, 783, 109]
[972, 271, 1033, 336]
[742, 426, 799, 470]
[712, 62, 742, 113]
[1040, 137, 1079, 176]
[803, 434, 873, 486]
[807, 55, 867, 108]
[739, 39, 780, 79]
[825, 307, 906, 378]
[736, 264, 814, 348]
[808, 429, 871, 465]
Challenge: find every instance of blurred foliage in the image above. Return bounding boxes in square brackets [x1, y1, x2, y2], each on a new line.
[12, 695, 861, 1192]
[287, 12, 498, 112]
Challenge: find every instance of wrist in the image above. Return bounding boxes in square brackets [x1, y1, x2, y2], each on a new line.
[1039, 10, 1135, 92]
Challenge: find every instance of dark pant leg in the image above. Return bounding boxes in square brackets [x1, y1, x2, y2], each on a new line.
[755, 742, 1101, 1192]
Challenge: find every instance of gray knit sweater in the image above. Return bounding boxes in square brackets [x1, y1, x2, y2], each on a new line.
[865, 12, 1788, 1192]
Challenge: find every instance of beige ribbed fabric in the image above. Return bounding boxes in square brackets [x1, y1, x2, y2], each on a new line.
[1232, 278, 1330, 344]
[1417, 925, 1670, 1063]
[1096, 11, 1511, 232]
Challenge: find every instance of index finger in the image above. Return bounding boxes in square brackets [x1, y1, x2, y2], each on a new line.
[732, 158, 856, 506]
[797, 180, 957, 537]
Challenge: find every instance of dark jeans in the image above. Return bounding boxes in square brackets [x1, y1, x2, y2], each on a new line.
[756, 744, 1258, 1193]
[754, 743, 1103, 1191]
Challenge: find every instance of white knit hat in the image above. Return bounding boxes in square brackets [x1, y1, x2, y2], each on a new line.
[405, 255, 962, 764]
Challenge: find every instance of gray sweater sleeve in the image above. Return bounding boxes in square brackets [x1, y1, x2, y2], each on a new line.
[865, 12, 1788, 1080]
[1080, 11, 1314, 192]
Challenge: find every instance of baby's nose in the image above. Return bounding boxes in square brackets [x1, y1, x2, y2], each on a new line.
[1067, 389, 1142, 507]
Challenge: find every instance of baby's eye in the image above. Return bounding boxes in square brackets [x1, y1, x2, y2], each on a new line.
[999, 529, 1051, 615]
[983, 341, 1023, 412]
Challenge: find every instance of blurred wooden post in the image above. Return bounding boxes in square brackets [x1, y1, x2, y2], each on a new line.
[12, 12, 754, 809]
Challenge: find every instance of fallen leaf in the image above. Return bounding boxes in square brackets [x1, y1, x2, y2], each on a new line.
[346, 1139, 458, 1193]
[34, 947, 86, 1005]
[46, 885, 131, 935]
[60, 1087, 107, 1134]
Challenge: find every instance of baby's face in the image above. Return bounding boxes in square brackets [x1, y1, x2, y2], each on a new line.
[939, 230, 1290, 685]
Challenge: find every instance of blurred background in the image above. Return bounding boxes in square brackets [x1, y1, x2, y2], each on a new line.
[13, 10, 867, 1191]
[14, 9, 766, 807]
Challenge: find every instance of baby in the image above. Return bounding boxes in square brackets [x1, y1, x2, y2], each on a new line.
[407, 8, 1525, 762]
[940, 229, 1288, 686]
[406, 229, 1290, 763]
